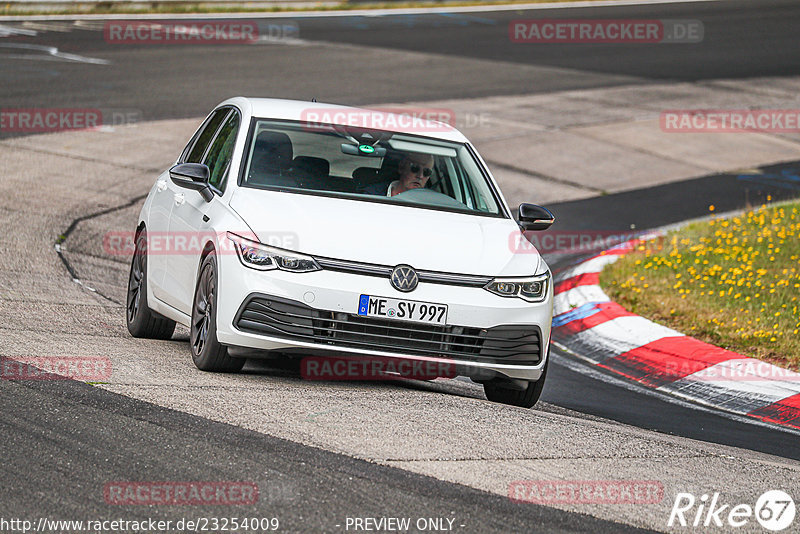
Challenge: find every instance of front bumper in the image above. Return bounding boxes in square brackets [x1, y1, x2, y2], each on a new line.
[215, 252, 553, 382]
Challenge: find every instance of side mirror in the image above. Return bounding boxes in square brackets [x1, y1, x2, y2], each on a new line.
[518, 203, 554, 231]
[169, 163, 213, 202]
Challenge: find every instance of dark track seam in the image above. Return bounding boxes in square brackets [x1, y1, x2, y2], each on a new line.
[0, 141, 164, 174]
[484, 159, 607, 193]
[54, 193, 149, 306]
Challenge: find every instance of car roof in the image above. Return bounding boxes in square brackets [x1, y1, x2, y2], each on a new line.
[217, 97, 470, 143]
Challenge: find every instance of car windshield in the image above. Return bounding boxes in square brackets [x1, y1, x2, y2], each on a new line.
[240, 119, 503, 216]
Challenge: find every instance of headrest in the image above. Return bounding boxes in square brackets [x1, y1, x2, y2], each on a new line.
[253, 131, 293, 171]
[293, 156, 330, 177]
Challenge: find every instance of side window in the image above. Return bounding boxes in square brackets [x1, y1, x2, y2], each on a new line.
[203, 111, 240, 192]
[184, 109, 229, 164]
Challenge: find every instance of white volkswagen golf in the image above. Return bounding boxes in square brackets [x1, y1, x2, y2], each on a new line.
[127, 97, 555, 407]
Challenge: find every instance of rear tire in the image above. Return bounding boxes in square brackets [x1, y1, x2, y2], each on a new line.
[126, 229, 176, 340]
[190, 251, 245, 372]
[483, 358, 548, 408]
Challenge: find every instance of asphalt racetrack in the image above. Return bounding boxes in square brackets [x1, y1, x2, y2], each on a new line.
[2, 1, 800, 532]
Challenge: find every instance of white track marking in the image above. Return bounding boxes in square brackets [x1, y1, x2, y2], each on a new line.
[0, 24, 37, 37]
[252, 36, 309, 45]
[72, 20, 107, 30]
[22, 21, 74, 32]
[0, 43, 109, 64]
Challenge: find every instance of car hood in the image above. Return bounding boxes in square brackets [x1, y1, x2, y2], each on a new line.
[229, 189, 541, 277]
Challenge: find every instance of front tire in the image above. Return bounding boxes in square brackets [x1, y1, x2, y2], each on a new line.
[190, 251, 245, 372]
[483, 358, 548, 408]
[126, 229, 176, 340]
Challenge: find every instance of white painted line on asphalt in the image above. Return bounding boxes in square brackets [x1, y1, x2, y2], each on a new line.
[73, 19, 106, 29]
[0, 24, 38, 36]
[0, 24, 37, 36]
[0, 0, 724, 22]
[252, 36, 310, 45]
[0, 43, 110, 64]
[22, 21, 74, 31]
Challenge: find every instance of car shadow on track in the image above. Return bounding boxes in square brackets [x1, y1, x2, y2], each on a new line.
[236, 352, 487, 401]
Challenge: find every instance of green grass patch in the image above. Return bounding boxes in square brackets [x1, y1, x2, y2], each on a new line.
[600, 200, 800, 371]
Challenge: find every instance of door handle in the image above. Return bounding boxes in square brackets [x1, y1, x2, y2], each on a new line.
[156, 179, 167, 192]
[174, 193, 185, 206]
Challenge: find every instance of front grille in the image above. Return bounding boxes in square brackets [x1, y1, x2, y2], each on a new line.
[234, 294, 541, 365]
[314, 258, 493, 287]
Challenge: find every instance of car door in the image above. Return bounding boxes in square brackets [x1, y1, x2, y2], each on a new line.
[146, 167, 177, 302]
[165, 108, 241, 315]
[154, 108, 230, 308]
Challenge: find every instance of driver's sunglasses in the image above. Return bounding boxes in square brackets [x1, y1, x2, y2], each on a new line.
[409, 163, 433, 177]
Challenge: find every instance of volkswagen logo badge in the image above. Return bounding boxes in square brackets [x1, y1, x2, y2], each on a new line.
[390, 264, 419, 292]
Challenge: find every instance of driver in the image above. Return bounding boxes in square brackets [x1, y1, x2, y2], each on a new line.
[365, 153, 434, 196]
[389, 153, 434, 196]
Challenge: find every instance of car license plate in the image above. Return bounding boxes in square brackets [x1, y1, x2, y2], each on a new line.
[357, 294, 448, 325]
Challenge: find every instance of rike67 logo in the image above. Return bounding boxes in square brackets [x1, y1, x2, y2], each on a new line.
[668, 490, 795, 531]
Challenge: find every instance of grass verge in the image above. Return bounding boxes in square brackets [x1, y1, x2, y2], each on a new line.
[600, 200, 800, 371]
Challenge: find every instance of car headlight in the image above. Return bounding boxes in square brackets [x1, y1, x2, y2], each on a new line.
[484, 271, 550, 302]
[226, 232, 321, 273]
